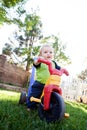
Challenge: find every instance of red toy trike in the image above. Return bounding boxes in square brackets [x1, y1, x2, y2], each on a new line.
[19, 58, 69, 123]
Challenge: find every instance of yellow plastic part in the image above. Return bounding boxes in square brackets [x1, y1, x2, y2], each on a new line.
[46, 75, 61, 86]
[30, 96, 41, 103]
[40, 75, 61, 99]
[30, 75, 61, 104]
[64, 113, 70, 118]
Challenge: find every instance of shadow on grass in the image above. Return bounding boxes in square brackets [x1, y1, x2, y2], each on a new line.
[0, 90, 87, 130]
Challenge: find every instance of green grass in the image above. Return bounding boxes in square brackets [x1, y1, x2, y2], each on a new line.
[0, 88, 87, 130]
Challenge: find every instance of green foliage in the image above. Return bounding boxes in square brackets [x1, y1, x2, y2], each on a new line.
[3, 11, 43, 70]
[2, 43, 12, 55]
[0, 6, 11, 25]
[13, 12, 43, 41]
[0, 0, 27, 25]
[0, 7, 6, 24]
[1, 0, 26, 8]
[0, 89, 87, 130]
[1, 0, 71, 70]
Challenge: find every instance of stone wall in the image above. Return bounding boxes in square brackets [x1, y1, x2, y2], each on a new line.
[0, 55, 29, 87]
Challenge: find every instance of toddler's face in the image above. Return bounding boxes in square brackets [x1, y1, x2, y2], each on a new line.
[41, 46, 54, 61]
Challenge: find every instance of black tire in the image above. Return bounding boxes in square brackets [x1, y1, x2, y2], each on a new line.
[19, 91, 27, 104]
[38, 92, 65, 123]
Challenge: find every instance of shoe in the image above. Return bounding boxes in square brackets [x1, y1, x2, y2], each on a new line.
[19, 91, 27, 104]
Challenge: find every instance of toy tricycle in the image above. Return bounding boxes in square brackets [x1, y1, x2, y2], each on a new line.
[19, 58, 69, 123]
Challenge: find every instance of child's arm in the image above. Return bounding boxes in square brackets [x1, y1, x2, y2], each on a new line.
[33, 57, 39, 65]
[33, 57, 44, 65]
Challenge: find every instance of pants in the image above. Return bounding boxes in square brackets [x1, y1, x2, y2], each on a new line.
[27, 81, 45, 109]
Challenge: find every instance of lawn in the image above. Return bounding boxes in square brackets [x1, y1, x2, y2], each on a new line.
[0, 88, 87, 130]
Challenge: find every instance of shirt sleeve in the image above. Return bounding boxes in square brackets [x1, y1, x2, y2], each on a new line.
[52, 61, 61, 70]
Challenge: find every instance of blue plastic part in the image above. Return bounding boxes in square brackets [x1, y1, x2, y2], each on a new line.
[26, 66, 35, 104]
[26, 57, 38, 104]
[28, 66, 35, 96]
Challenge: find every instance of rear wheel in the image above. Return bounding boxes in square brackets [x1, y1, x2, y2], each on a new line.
[38, 92, 65, 123]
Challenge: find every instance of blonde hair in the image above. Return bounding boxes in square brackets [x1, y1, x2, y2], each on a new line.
[39, 44, 54, 56]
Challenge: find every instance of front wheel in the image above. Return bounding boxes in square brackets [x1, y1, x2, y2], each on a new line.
[38, 92, 65, 123]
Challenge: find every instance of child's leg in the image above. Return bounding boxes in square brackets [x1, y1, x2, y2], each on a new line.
[27, 81, 44, 109]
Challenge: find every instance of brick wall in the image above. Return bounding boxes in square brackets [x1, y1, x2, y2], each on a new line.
[0, 55, 29, 87]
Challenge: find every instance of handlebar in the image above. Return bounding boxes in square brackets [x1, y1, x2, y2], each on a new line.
[37, 58, 69, 76]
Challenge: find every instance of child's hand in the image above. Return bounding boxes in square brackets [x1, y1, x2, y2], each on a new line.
[33, 57, 39, 65]
[34, 57, 44, 65]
